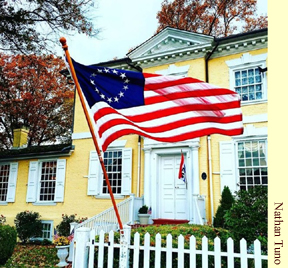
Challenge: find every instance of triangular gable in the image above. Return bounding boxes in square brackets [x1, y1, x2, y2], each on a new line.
[127, 27, 214, 60]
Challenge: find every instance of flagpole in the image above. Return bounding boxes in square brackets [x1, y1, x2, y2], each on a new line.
[59, 37, 124, 231]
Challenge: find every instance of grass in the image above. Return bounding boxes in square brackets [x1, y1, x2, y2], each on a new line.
[1, 244, 61, 268]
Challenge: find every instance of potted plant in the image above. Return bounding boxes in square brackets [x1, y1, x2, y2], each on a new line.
[138, 205, 151, 225]
[53, 233, 73, 267]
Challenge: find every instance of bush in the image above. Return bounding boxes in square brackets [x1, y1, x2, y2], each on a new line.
[224, 186, 268, 253]
[95, 224, 233, 267]
[0, 225, 17, 265]
[14, 211, 43, 243]
[56, 214, 88, 236]
[213, 186, 234, 228]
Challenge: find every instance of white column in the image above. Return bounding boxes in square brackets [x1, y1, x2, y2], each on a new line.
[191, 145, 200, 195]
[129, 194, 135, 224]
[143, 148, 152, 205]
[73, 227, 90, 268]
[189, 144, 200, 224]
[68, 222, 78, 262]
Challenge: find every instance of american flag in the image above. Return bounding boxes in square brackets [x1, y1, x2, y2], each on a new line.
[71, 58, 243, 151]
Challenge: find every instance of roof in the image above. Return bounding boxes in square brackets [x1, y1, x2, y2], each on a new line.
[0, 143, 74, 161]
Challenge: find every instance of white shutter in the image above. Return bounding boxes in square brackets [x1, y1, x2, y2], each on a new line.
[6, 162, 18, 202]
[54, 159, 66, 202]
[219, 141, 237, 194]
[87, 151, 100, 195]
[121, 148, 132, 195]
[26, 161, 38, 202]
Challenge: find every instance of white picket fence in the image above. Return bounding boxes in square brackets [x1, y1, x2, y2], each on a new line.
[72, 226, 268, 268]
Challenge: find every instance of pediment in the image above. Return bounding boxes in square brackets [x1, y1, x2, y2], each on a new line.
[128, 27, 214, 60]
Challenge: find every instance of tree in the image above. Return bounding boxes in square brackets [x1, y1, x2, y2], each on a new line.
[224, 186, 267, 252]
[0, 53, 74, 149]
[0, 0, 100, 54]
[156, 0, 267, 37]
[14, 211, 43, 243]
[213, 186, 234, 228]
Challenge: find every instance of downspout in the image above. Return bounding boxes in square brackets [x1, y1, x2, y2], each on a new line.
[205, 39, 219, 224]
[137, 136, 142, 197]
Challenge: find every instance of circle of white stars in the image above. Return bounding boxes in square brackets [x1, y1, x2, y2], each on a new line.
[89, 68, 130, 103]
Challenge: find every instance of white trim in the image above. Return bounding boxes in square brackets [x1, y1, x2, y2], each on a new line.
[155, 64, 190, 76]
[72, 132, 92, 140]
[243, 113, 267, 124]
[72, 132, 127, 148]
[226, 53, 267, 68]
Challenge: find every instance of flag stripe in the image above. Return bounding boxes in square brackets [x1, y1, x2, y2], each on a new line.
[101, 124, 243, 152]
[93, 96, 241, 123]
[96, 107, 243, 137]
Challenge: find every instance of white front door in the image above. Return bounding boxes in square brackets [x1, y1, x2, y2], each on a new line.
[159, 155, 187, 219]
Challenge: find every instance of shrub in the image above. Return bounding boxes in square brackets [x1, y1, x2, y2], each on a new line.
[14, 211, 43, 243]
[56, 214, 88, 236]
[213, 186, 234, 228]
[224, 186, 268, 253]
[0, 225, 17, 265]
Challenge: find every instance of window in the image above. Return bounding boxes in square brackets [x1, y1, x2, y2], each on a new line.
[0, 163, 18, 203]
[0, 164, 9, 201]
[103, 150, 122, 194]
[87, 148, 132, 196]
[41, 221, 53, 240]
[39, 161, 57, 201]
[237, 140, 268, 190]
[234, 68, 263, 101]
[226, 53, 267, 104]
[26, 159, 66, 203]
[30, 221, 53, 241]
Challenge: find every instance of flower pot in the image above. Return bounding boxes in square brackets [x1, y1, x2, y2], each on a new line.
[56, 245, 69, 267]
[138, 213, 150, 225]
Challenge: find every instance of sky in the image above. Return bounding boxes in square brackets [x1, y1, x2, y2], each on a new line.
[60, 0, 268, 65]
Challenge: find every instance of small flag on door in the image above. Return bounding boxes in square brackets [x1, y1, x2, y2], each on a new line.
[178, 152, 186, 183]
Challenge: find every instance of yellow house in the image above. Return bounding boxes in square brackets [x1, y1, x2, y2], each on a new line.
[0, 27, 267, 240]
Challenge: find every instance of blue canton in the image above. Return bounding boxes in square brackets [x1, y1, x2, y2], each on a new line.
[72, 59, 145, 109]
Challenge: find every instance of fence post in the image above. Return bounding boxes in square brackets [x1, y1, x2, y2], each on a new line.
[68, 222, 78, 262]
[74, 227, 90, 268]
[119, 224, 131, 268]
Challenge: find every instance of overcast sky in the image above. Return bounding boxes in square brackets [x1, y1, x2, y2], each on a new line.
[61, 0, 268, 65]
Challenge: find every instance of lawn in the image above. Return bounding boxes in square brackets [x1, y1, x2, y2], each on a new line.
[1, 244, 63, 268]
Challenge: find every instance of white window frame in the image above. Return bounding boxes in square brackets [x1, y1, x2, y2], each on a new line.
[87, 147, 132, 198]
[0, 162, 18, 204]
[220, 134, 268, 193]
[30, 220, 54, 241]
[26, 159, 66, 204]
[235, 137, 268, 191]
[226, 53, 267, 105]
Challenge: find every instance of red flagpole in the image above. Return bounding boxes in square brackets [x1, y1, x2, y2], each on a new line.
[59, 37, 124, 231]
